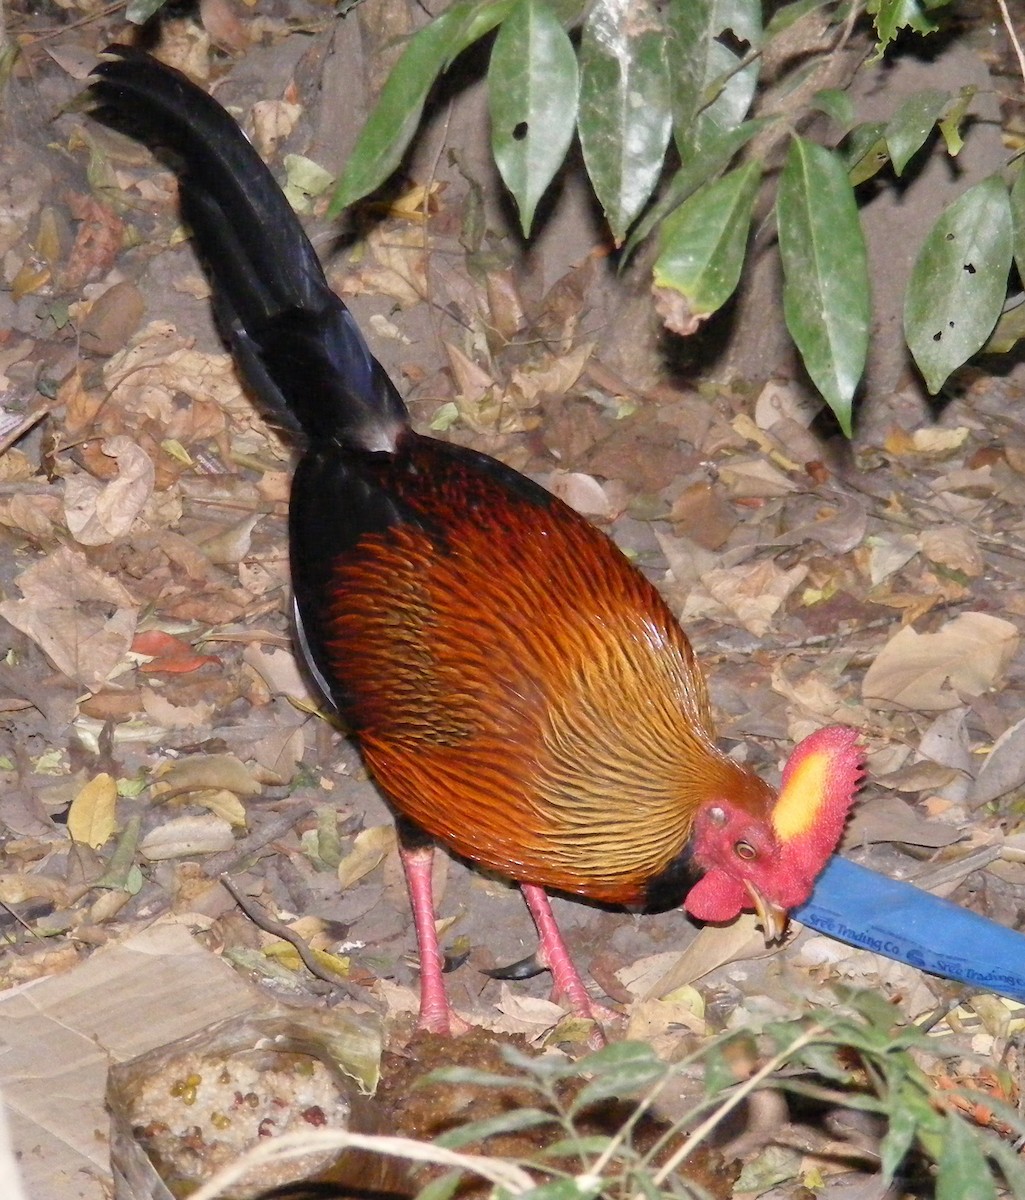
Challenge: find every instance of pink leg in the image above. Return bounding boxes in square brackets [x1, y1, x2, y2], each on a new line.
[521, 884, 619, 1037]
[400, 844, 469, 1036]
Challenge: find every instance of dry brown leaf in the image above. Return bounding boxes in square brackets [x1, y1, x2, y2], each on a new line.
[191, 788, 248, 827]
[249, 100, 302, 159]
[247, 725, 306, 786]
[342, 225, 427, 308]
[200, 514, 261, 565]
[844, 792, 961, 850]
[0, 872, 70, 907]
[718, 456, 800, 498]
[862, 612, 1019, 711]
[639, 913, 775, 999]
[0, 492, 62, 541]
[912, 426, 970, 456]
[972, 714, 1025, 805]
[753, 380, 822, 431]
[546, 471, 614, 518]
[63, 193, 124, 289]
[102, 322, 248, 443]
[919, 526, 983, 576]
[337, 825, 397, 890]
[200, 0, 250, 53]
[652, 284, 702, 336]
[141, 689, 215, 730]
[79, 280, 146, 356]
[151, 753, 263, 800]
[444, 342, 492, 405]
[769, 664, 867, 732]
[509, 342, 592, 404]
[669, 482, 737, 550]
[138, 814, 235, 860]
[63, 436, 155, 546]
[242, 643, 310, 700]
[67, 773, 118, 848]
[695, 560, 808, 637]
[0, 545, 137, 689]
[865, 532, 920, 585]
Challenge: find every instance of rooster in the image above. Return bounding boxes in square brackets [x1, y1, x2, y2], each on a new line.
[90, 47, 861, 1036]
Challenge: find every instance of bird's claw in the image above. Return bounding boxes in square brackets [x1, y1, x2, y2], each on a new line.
[482, 953, 548, 981]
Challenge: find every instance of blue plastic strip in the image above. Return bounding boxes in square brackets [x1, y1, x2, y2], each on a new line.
[793, 856, 1025, 1005]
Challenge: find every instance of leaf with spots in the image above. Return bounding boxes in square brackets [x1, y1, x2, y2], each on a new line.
[488, 0, 579, 235]
[904, 175, 1013, 394]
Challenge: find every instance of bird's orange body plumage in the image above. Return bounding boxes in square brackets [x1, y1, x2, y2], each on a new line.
[319, 432, 774, 907]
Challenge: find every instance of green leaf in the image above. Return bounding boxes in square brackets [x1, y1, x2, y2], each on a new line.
[878, 1088, 920, 1182]
[578, 0, 672, 244]
[621, 118, 765, 261]
[535, 1135, 615, 1159]
[982, 296, 1025, 355]
[667, 0, 763, 153]
[777, 137, 870, 435]
[845, 121, 890, 185]
[766, 0, 838, 37]
[812, 88, 855, 131]
[652, 160, 761, 319]
[869, 0, 951, 55]
[1011, 163, 1025, 285]
[937, 85, 975, 156]
[419, 1066, 531, 1090]
[489, 0, 579, 235]
[570, 1042, 666, 1111]
[904, 174, 1013, 393]
[331, 0, 514, 214]
[936, 1113, 998, 1200]
[576, 1040, 662, 1073]
[434, 1108, 556, 1149]
[416, 1170, 465, 1200]
[884, 88, 949, 176]
[518, 1180, 604, 1200]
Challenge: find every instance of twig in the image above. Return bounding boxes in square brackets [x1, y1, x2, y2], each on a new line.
[0, 406, 50, 456]
[220, 873, 381, 1009]
[203, 798, 316, 875]
[996, 0, 1025, 88]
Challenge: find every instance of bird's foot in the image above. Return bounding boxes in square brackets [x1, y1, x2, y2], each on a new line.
[416, 996, 471, 1037]
[549, 984, 622, 1047]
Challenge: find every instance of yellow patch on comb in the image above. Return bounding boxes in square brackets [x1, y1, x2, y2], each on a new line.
[772, 749, 828, 842]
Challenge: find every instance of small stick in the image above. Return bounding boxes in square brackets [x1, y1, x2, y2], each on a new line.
[219, 873, 382, 1011]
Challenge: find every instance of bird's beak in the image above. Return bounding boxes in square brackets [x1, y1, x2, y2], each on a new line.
[745, 882, 788, 943]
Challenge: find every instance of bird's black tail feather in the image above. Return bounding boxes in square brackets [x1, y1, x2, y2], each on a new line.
[89, 46, 408, 453]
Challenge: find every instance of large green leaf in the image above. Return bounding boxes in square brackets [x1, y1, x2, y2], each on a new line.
[777, 137, 870, 436]
[488, 0, 579, 235]
[884, 88, 949, 176]
[578, 0, 671, 244]
[904, 174, 1013, 393]
[667, 0, 762, 153]
[331, 0, 514, 214]
[652, 160, 761, 319]
[621, 118, 765, 261]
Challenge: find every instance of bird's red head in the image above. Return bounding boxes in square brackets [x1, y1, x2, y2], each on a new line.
[684, 726, 863, 938]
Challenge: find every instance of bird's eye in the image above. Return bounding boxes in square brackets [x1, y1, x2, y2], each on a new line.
[734, 840, 756, 860]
